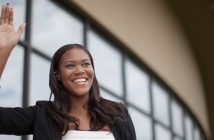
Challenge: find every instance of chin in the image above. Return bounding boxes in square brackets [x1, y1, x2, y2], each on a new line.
[70, 90, 89, 98]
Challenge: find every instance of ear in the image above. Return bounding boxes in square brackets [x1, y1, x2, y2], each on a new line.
[54, 72, 61, 81]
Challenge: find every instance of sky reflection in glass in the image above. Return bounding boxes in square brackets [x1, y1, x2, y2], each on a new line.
[32, 0, 83, 56]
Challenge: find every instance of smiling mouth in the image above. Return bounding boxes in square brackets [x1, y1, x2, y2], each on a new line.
[72, 78, 88, 85]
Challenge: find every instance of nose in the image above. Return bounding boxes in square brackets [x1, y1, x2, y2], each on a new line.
[74, 66, 85, 74]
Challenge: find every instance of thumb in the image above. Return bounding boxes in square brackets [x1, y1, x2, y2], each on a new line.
[17, 22, 26, 37]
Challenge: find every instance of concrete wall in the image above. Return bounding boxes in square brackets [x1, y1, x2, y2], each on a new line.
[72, 0, 210, 137]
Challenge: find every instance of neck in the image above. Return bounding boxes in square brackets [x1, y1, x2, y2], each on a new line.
[69, 94, 89, 116]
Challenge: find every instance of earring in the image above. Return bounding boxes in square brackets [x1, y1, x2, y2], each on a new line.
[54, 72, 60, 81]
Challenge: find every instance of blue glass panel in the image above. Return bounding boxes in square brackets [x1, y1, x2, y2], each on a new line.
[32, 0, 83, 56]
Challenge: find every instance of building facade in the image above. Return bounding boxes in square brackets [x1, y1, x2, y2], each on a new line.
[0, 0, 211, 140]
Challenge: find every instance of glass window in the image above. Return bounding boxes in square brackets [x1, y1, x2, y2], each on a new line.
[173, 136, 183, 140]
[0, 46, 23, 107]
[194, 127, 201, 140]
[100, 89, 123, 103]
[172, 99, 184, 136]
[0, 46, 23, 140]
[155, 124, 171, 140]
[0, 0, 25, 40]
[128, 107, 153, 140]
[29, 54, 50, 105]
[32, 0, 83, 56]
[185, 115, 194, 140]
[125, 59, 150, 113]
[152, 81, 170, 126]
[0, 135, 21, 140]
[88, 30, 123, 96]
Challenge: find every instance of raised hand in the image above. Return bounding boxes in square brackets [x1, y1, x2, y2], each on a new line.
[0, 4, 26, 78]
[0, 4, 26, 51]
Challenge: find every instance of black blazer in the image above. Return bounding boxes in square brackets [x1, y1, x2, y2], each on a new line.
[0, 101, 136, 140]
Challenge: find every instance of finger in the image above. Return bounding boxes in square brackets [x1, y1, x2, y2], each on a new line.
[17, 23, 26, 37]
[9, 7, 13, 25]
[0, 5, 6, 24]
[5, 5, 10, 24]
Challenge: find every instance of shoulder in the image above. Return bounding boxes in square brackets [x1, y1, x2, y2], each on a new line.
[33, 101, 54, 119]
[34, 100, 53, 113]
[100, 98, 127, 109]
[35, 100, 52, 107]
[100, 98, 129, 119]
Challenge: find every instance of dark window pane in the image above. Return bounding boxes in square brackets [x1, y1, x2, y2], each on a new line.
[88, 30, 123, 96]
[32, 0, 83, 56]
[173, 136, 183, 140]
[172, 99, 183, 136]
[152, 81, 170, 126]
[0, 46, 23, 107]
[155, 124, 171, 140]
[194, 127, 201, 140]
[125, 59, 150, 113]
[100, 89, 123, 103]
[185, 115, 194, 140]
[0, 46, 23, 140]
[29, 54, 50, 105]
[129, 107, 152, 140]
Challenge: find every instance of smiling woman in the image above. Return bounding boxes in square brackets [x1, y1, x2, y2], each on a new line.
[0, 4, 136, 140]
[56, 47, 94, 98]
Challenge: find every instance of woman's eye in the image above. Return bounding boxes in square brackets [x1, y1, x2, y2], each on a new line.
[82, 63, 90, 67]
[65, 64, 75, 68]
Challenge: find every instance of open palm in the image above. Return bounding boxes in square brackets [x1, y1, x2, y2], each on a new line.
[0, 4, 25, 50]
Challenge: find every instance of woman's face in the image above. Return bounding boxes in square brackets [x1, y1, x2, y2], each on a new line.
[57, 48, 94, 98]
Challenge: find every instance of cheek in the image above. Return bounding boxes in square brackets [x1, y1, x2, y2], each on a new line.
[59, 72, 67, 81]
[86, 69, 95, 86]
[59, 71, 73, 85]
[89, 69, 95, 80]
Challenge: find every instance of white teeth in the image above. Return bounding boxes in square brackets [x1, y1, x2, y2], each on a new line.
[73, 78, 87, 83]
[75, 82, 86, 85]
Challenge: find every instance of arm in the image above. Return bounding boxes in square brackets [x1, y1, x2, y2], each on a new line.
[0, 4, 25, 78]
[0, 106, 37, 135]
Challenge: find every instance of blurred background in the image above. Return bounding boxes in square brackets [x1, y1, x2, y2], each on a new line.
[0, 0, 213, 140]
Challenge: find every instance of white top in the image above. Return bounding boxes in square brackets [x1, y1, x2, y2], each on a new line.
[62, 130, 115, 140]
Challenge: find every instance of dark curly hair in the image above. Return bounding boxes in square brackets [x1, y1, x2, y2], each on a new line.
[47, 44, 127, 135]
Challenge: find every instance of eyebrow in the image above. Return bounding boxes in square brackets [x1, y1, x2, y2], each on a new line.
[64, 59, 90, 63]
[82, 59, 90, 62]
